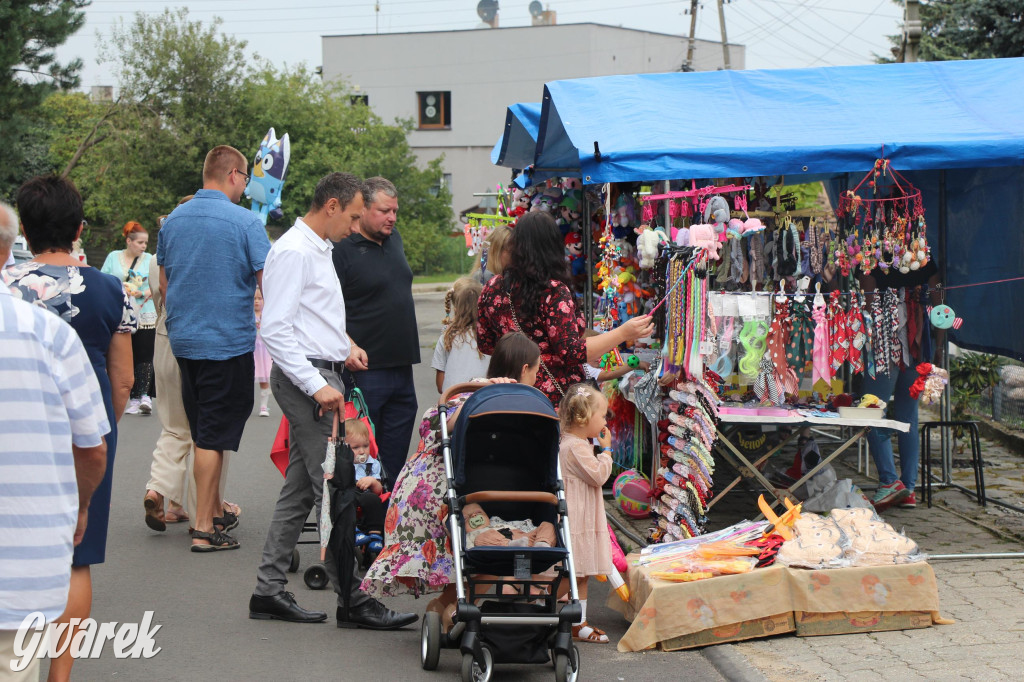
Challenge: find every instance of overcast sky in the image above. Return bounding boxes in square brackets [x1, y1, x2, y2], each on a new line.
[59, 0, 904, 89]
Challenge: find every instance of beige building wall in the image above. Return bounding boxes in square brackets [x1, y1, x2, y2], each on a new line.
[322, 23, 744, 217]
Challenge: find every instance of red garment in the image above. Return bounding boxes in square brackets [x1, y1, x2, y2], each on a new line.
[828, 291, 850, 376]
[767, 299, 791, 375]
[478, 276, 587, 404]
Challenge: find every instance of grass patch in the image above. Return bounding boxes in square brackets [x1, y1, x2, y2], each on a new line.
[413, 272, 466, 284]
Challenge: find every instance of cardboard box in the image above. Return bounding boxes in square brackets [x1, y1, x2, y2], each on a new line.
[660, 612, 795, 651]
[794, 610, 933, 637]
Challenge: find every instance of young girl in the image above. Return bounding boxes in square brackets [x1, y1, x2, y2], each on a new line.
[432, 277, 490, 393]
[253, 289, 272, 416]
[487, 331, 540, 386]
[558, 383, 615, 644]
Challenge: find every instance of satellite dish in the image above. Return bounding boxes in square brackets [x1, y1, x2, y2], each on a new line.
[477, 0, 498, 23]
[529, 0, 544, 17]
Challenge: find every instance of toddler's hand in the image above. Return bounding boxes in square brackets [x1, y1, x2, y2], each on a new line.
[597, 427, 612, 450]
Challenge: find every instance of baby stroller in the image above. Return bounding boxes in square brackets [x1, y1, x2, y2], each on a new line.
[421, 383, 581, 682]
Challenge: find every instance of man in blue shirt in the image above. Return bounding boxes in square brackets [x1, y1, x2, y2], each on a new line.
[157, 145, 271, 552]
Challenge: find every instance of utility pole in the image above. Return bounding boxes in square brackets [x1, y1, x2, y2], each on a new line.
[375, 0, 380, 34]
[903, 0, 922, 62]
[684, 0, 699, 71]
[716, 0, 731, 70]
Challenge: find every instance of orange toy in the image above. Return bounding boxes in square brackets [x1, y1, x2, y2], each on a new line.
[757, 494, 802, 541]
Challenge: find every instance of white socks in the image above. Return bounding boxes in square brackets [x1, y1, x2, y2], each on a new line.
[579, 599, 587, 624]
[259, 388, 270, 410]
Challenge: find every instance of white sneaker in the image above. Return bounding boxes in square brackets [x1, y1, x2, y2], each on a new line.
[125, 398, 141, 415]
[139, 395, 152, 415]
[259, 406, 270, 417]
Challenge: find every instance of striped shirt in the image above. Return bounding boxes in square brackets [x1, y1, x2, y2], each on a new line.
[0, 285, 110, 630]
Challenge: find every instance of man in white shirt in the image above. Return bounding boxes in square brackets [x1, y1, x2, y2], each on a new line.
[249, 173, 416, 630]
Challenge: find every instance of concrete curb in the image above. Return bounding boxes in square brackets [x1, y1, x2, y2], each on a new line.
[702, 644, 771, 682]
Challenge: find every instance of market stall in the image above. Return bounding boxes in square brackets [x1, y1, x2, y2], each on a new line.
[486, 58, 1023, 651]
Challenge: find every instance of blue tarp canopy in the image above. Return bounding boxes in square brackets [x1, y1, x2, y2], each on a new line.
[491, 102, 543, 170]
[495, 58, 1024, 359]
[533, 58, 1024, 184]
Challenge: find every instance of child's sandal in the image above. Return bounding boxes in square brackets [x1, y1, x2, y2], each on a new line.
[572, 622, 609, 643]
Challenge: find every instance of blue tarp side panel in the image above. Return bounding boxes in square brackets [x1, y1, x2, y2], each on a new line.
[911, 167, 1024, 362]
[534, 58, 1024, 184]
[491, 102, 543, 168]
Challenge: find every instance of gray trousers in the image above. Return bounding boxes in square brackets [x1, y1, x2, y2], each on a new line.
[254, 365, 368, 609]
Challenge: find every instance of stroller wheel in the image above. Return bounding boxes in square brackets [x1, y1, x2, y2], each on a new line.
[460, 644, 492, 682]
[554, 645, 579, 682]
[303, 564, 329, 590]
[288, 548, 300, 573]
[420, 611, 441, 670]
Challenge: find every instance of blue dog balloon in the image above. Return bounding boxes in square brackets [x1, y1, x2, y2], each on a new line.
[244, 127, 290, 225]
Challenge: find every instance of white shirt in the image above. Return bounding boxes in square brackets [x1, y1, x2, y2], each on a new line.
[431, 335, 491, 393]
[261, 218, 350, 396]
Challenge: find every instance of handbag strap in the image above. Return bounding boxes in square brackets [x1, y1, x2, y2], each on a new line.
[505, 290, 567, 399]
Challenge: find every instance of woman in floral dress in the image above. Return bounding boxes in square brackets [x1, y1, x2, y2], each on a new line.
[476, 212, 654, 405]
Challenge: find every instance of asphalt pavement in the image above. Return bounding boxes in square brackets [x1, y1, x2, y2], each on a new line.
[40, 291, 726, 681]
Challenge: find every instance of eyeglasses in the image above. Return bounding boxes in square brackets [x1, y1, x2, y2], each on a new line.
[233, 168, 250, 182]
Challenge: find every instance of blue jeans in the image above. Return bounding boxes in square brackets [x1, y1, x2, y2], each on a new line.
[345, 366, 418, 486]
[860, 363, 920, 491]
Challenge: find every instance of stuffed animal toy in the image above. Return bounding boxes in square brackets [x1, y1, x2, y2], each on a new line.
[703, 195, 731, 239]
[689, 224, 721, 260]
[565, 231, 586, 276]
[244, 127, 290, 225]
[635, 225, 669, 269]
[558, 190, 583, 234]
[508, 189, 530, 220]
[562, 177, 582, 192]
[463, 503, 556, 549]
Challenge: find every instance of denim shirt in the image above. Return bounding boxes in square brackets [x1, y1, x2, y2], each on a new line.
[157, 189, 271, 360]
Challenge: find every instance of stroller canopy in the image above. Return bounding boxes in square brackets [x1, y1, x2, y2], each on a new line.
[452, 384, 560, 490]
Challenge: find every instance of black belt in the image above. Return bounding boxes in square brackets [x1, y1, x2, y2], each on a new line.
[308, 358, 345, 374]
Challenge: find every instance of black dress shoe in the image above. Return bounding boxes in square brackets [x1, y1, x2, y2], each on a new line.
[336, 599, 418, 630]
[250, 592, 327, 623]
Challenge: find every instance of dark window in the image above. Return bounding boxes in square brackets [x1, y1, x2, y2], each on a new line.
[417, 91, 451, 129]
[350, 94, 368, 106]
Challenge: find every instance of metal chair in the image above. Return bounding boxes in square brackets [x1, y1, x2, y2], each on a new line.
[919, 421, 986, 508]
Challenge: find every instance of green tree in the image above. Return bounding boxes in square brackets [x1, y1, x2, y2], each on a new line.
[883, 0, 1024, 62]
[1, 0, 89, 200]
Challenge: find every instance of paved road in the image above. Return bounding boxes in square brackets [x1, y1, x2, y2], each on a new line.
[42, 291, 725, 681]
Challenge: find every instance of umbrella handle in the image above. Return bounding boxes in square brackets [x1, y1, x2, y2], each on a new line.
[331, 408, 340, 441]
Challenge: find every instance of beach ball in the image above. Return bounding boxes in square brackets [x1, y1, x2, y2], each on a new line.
[613, 470, 651, 519]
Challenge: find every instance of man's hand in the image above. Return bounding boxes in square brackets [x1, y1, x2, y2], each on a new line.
[346, 344, 369, 372]
[74, 509, 89, 546]
[312, 384, 346, 413]
[356, 476, 382, 494]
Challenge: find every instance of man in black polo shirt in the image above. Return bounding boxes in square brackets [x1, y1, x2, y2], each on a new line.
[333, 177, 420, 484]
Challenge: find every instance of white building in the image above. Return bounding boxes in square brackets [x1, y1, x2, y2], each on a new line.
[321, 23, 744, 216]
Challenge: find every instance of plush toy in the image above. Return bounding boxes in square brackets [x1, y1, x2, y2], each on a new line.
[929, 304, 960, 330]
[635, 224, 669, 269]
[508, 189, 530, 220]
[244, 127, 290, 225]
[463, 503, 556, 549]
[562, 177, 582, 192]
[565, 231, 586, 276]
[689, 224, 721, 260]
[703, 195, 731, 239]
[558, 189, 583, 234]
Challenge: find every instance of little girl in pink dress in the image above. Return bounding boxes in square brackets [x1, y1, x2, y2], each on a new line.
[254, 290, 273, 416]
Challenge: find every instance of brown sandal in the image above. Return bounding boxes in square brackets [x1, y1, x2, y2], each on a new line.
[144, 491, 166, 532]
[572, 622, 609, 643]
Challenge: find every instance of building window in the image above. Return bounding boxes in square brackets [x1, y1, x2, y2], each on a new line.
[430, 173, 453, 198]
[350, 94, 368, 106]
[417, 91, 451, 129]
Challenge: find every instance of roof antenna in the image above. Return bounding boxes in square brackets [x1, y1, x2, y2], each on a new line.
[594, 141, 602, 161]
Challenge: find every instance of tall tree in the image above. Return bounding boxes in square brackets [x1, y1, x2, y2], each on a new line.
[0, 0, 89, 200]
[883, 0, 1024, 62]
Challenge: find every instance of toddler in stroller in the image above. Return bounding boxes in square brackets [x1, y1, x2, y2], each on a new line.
[420, 382, 581, 682]
[346, 418, 388, 557]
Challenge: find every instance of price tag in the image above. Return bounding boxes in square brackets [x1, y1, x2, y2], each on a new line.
[699, 341, 717, 356]
[737, 294, 757, 318]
